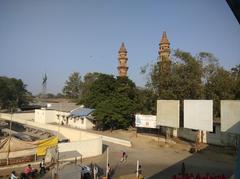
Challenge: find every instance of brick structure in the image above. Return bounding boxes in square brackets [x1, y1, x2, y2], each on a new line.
[159, 31, 171, 72]
[117, 42, 128, 77]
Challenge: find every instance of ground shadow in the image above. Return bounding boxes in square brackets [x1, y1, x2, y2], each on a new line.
[149, 144, 236, 179]
[102, 144, 109, 153]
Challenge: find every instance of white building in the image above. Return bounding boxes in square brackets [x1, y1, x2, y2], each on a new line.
[35, 103, 95, 130]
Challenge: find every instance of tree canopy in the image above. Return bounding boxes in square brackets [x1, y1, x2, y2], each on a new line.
[145, 50, 240, 117]
[62, 72, 82, 99]
[62, 50, 239, 130]
[78, 74, 139, 130]
[0, 76, 31, 111]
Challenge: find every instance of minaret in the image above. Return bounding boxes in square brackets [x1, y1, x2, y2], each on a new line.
[158, 31, 171, 72]
[117, 42, 128, 77]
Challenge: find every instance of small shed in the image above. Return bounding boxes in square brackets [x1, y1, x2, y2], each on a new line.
[68, 107, 95, 129]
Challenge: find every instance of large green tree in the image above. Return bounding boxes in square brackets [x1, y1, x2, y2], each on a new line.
[231, 64, 240, 99]
[79, 73, 139, 130]
[81, 74, 116, 108]
[205, 67, 235, 116]
[145, 50, 239, 117]
[78, 72, 101, 105]
[63, 72, 82, 99]
[148, 50, 203, 101]
[0, 76, 31, 111]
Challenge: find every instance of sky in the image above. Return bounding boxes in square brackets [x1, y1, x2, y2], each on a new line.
[0, 0, 240, 95]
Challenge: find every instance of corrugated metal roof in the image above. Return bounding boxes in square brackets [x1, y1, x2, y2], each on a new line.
[69, 107, 95, 117]
[47, 103, 79, 112]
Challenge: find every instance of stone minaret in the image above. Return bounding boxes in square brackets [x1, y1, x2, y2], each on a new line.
[117, 42, 128, 77]
[159, 31, 171, 72]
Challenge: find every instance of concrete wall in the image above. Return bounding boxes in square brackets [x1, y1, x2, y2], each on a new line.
[85, 118, 95, 129]
[0, 112, 132, 147]
[58, 137, 102, 159]
[0, 112, 34, 121]
[160, 126, 178, 137]
[206, 124, 237, 146]
[206, 125, 222, 145]
[0, 112, 104, 159]
[178, 125, 237, 147]
[0, 112, 99, 141]
[178, 128, 197, 142]
[102, 136, 132, 147]
[35, 109, 56, 124]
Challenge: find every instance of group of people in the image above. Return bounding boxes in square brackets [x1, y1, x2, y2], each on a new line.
[172, 173, 227, 179]
[9, 158, 46, 179]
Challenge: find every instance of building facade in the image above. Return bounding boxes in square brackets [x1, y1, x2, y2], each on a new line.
[34, 103, 95, 130]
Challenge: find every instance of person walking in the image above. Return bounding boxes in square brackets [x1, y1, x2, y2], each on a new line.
[93, 164, 98, 179]
[120, 151, 128, 163]
[39, 158, 46, 174]
[136, 164, 143, 179]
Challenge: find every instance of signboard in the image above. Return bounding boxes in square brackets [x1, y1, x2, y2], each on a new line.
[221, 100, 240, 134]
[135, 114, 156, 128]
[184, 100, 213, 131]
[157, 100, 180, 128]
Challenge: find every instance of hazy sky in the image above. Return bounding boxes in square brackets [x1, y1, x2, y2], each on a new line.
[0, 0, 240, 95]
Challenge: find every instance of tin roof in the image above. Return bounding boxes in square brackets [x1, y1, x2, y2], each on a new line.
[69, 107, 95, 117]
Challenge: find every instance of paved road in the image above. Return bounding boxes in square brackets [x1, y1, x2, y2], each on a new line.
[41, 139, 236, 179]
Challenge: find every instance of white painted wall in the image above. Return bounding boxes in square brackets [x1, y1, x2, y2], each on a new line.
[67, 117, 94, 129]
[58, 137, 102, 159]
[221, 100, 240, 134]
[0, 112, 34, 121]
[85, 117, 95, 129]
[35, 109, 56, 124]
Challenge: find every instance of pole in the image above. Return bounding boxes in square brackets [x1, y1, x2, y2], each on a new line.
[79, 164, 82, 179]
[106, 147, 109, 179]
[165, 127, 169, 144]
[55, 105, 61, 179]
[195, 130, 200, 152]
[136, 127, 138, 137]
[7, 108, 13, 165]
[136, 160, 139, 179]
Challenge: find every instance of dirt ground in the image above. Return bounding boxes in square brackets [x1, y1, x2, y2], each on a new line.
[0, 129, 237, 179]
